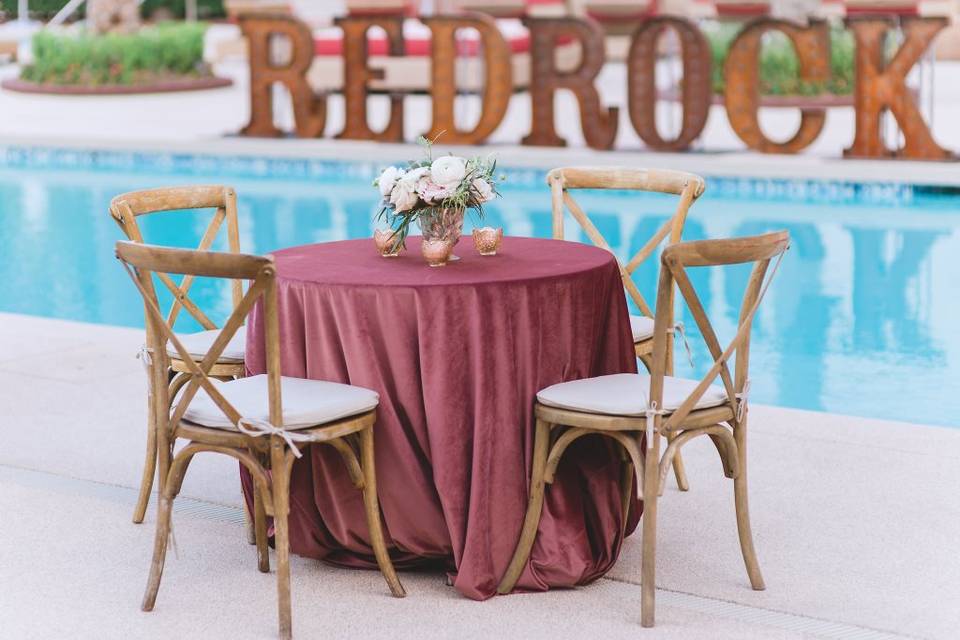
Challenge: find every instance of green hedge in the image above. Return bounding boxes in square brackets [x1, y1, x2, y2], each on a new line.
[21, 22, 209, 86]
[1, 0, 225, 20]
[707, 25, 855, 96]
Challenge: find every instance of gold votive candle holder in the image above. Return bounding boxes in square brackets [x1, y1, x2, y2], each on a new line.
[472, 227, 503, 256]
[421, 238, 454, 267]
[374, 228, 403, 257]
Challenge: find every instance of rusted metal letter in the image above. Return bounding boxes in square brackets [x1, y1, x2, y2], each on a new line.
[724, 19, 830, 154]
[239, 14, 326, 138]
[423, 13, 512, 145]
[844, 17, 953, 160]
[335, 15, 405, 142]
[522, 17, 619, 150]
[627, 17, 711, 151]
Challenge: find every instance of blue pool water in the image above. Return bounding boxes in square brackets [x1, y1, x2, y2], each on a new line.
[1, 146, 958, 427]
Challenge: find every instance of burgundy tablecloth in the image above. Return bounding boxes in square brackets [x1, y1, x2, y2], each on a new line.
[243, 235, 639, 600]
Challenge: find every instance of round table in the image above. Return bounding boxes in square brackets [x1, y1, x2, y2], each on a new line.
[243, 235, 639, 600]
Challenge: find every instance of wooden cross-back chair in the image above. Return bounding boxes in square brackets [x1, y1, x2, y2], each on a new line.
[549, 166, 705, 492]
[549, 167, 705, 368]
[498, 231, 789, 629]
[110, 185, 247, 524]
[116, 241, 405, 640]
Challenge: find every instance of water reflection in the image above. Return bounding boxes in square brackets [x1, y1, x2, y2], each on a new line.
[0, 167, 957, 427]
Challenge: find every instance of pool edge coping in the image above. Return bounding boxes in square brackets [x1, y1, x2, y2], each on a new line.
[1, 134, 958, 188]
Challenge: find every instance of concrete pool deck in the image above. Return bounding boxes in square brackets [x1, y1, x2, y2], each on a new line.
[1, 311, 958, 639]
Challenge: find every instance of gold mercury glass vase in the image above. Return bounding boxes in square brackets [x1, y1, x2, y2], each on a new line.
[418, 206, 465, 265]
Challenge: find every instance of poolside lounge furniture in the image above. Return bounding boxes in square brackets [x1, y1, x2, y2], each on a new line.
[212, 3, 564, 92]
[117, 241, 405, 640]
[842, 0, 918, 14]
[109, 186, 247, 525]
[226, 0, 337, 25]
[709, 0, 770, 17]
[308, 16, 542, 92]
[572, 0, 659, 36]
[548, 167, 705, 493]
[445, 0, 568, 16]
[345, 0, 416, 14]
[497, 230, 789, 628]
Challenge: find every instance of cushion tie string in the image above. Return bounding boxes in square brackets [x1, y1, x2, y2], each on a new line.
[237, 417, 314, 459]
[137, 345, 155, 392]
[644, 401, 668, 450]
[137, 345, 153, 371]
[735, 378, 751, 423]
[667, 321, 695, 369]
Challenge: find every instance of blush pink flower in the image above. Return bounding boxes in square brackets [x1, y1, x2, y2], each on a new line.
[417, 179, 456, 204]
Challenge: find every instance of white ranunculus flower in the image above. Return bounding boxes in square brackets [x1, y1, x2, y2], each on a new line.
[430, 156, 467, 187]
[377, 166, 404, 198]
[472, 178, 494, 203]
[389, 180, 419, 212]
[399, 166, 430, 186]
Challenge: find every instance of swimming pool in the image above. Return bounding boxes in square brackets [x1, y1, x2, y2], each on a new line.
[1, 146, 958, 428]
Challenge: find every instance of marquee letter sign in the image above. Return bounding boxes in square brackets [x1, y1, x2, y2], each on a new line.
[627, 17, 711, 151]
[844, 17, 953, 160]
[522, 17, 619, 150]
[240, 14, 327, 138]
[335, 15, 406, 142]
[236, 14, 955, 161]
[724, 19, 830, 154]
[423, 13, 512, 145]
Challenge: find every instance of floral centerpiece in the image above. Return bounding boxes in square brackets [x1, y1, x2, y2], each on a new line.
[374, 137, 501, 266]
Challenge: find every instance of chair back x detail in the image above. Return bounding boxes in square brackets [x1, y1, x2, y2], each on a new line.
[110, 185, 243, 332]
[115, 241, 281, 435]
[649, 231, 789, 435]
[549, 167, 705, 322]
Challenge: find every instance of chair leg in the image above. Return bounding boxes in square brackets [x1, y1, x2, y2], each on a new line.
[672, 446, 690, 492]
[619, 459, 634, 538]
[244, 501, 257, 545]
[640, 432, 660, 627]
[270, 442, 294, 640]
[497, 418, 551, 595]
[358, 427, 406, 598]
[659, 433, 690, 495]
[132, 397, 157, 524]
[734, 462, 765, 590]
[141, 493, 174, 611]
[254, 481, 270, 573]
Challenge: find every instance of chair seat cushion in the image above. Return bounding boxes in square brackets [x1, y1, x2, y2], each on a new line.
[167, 327, 246, 364]
[537, 373, 728, 417]
[182, 374, 379, 430]
[630, 314, 655, 343]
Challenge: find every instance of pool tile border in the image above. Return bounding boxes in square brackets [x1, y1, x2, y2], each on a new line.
[1, 144, 957, 207]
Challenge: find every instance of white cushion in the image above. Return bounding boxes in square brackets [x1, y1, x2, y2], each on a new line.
[537, 373, 728, 417]
[630, 315, 655, 342]
[182, 374, 379, 431]
[167, 327, 246, 363]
